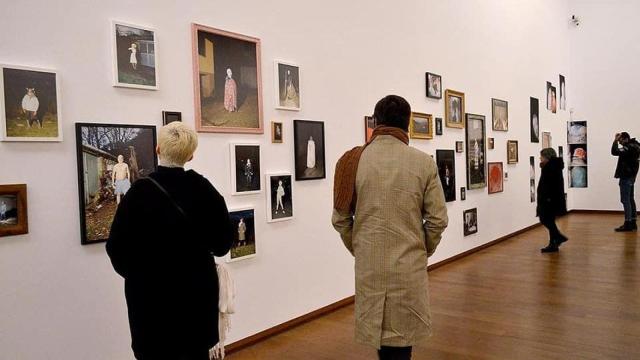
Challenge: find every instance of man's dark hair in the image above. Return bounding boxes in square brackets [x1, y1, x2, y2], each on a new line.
[373, 95, 411, 131]
[620, 132, 631, 140]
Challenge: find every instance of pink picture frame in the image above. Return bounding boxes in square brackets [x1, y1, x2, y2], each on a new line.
[191, 23, 264, 134]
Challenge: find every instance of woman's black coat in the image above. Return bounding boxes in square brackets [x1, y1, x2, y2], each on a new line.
[537, 157, 567, 218]
[106, 166, 233, 357]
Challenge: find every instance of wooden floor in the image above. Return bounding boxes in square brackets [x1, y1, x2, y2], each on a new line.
[227, 213, 640, 359]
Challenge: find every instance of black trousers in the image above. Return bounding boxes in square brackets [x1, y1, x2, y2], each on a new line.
[540, 214, 565, 245]
[378, 346, 412, 360]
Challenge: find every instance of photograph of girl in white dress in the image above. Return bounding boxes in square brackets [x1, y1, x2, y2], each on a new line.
[268, 175, 293, 221]
[294, 120, 325, 180]
[113, 22, 157, 89]
[233, 145, 261, 193]
[1, 66, 60, 140]
[228, 209, 256, 261]
[277, 63, 300, 110]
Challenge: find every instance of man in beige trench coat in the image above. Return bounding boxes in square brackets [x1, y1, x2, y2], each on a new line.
[332, 95, 448, 360]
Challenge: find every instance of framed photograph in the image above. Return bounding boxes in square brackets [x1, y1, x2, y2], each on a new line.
[488, 138, 495, 150]
[530, 156, 536, 203]
[546, 81, 552, 110]
[456, 141, 464, 153]
[491, 98, 508, 131]
[230, 143, 261, 195]
[75, 123, 157, 245]
[445, 89, 465, 128]
[162, 111, 182, 125]
[507, 140, 518, 164]
[435, 117, 443, 135]
[112, 21, 158, 90]
[559, 74, 566, 111]
[275, 60, 300, 111]
[559, 145, 564, 158]
[542, 131, 552, 149]
[226, 207, 256, 262]
[460, 187, 466, 201]
[191, 23, 263, 134]
[271, 121, 283, 143]
[0, 184, 28, 237]
[465, 113, 486, 189]
[364, 115, 376, 143]
[530, 97, 539, 143]
[293, 120, 326, 181]
[568, 121, 588, 188]
[1, 64, 62, 141]
[409, 112, 433, 139]
[266, 173, 293, 222]
[488, 162, 504, 194]
[463, 208, 478, 236]
[425, 72, 442, 99]
[436, 150, 456, 202]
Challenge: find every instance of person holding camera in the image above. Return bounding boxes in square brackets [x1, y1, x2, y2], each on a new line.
[611, 132, 640, 232]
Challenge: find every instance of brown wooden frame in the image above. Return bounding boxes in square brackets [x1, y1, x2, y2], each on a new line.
[445, 89, 465, 129]
[0, 184, 28, 237]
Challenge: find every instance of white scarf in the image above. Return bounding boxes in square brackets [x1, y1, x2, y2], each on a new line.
[210, 262, 235, 359]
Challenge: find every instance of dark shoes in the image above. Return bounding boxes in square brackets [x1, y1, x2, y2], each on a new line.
[615, 221, 637, 232]
[540, 244, 559, 253]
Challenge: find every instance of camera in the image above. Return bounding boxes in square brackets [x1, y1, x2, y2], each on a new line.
[571, 15, 580, 26]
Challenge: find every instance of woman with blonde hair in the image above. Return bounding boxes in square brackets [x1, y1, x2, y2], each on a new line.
[107, 121, 233, 359]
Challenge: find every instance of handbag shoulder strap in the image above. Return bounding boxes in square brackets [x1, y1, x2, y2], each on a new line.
[145, 176, 189, 221]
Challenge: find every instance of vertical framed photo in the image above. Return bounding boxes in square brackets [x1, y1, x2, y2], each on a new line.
[435, 117, 443, 135]
[0, 184, 28, 237]
[460, 187, 466, 201]
[162, 111, 182, 125]
[456, 141, 464, 153]
[1, 64, 62, 142]
[112, 21, 158, 90]
[445, 89, 465, 129]
[409, 112, 433, 139]
[271, 121, 283, 143]
[230, 143, 261, 195]
[568, 121, 588, 188]
[463, 208, 478, 236]
[275, 60, 300, 111]
[425, 72, 442, 99]
[530, 97, 539, 143]
[465, 113, 486, 189]
[293, 120, 326, 181]
[491, 98, 508, 131]
[530, 156, 536, 203]
[542, 131, 552, 149]
[488, 162, 504, 194]
[75, 123, 157, 244]
[364, 115, 376, 143]
[546, 81, 557, 113]
[266, 173, 293, 222]
[436, 150, 456, 202]
[192, 23, 263, 134]
[488, 137, 495, 150]
[226, 207, 256, 262]
[507, 140, 518, 164]
[559, 74, 566, 111]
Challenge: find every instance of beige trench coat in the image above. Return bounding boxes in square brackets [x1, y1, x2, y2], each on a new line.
[332, 135, 448, 349]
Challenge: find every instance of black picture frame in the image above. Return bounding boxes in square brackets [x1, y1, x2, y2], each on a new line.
[460, 187, 466, 201]
[436, 150, 456, 202]
[425, 72, 442, 99]
[75, 123, 158, 245]
[435, 118, 443, 135]
[465, 113, 486, 190]
[463, 208, 478, 236]
[530, 97, 540, 143]
[293, 120, 326, 181]
[162, 111, 182, 125]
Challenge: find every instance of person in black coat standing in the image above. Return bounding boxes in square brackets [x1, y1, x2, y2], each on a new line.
[107, 122, 233, 360]
[611, 132, 640, 232]
[537, 148, 568, 253]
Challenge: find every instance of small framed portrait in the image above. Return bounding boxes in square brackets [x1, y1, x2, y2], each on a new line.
[409, 112, 433, 139]
[112, 21, 158, 90]
[488, 137, 495, 150]
[364, 115, 376, 143]
[275, 60, 300, 111]
[293, 120, 326, 181]
[425, 72, 442, 99]
[192, 23, 263, 134]
[435, 117, 443, 135]
[542, 131, 552, 149]
[0, 184, 28, 237]
[75, 123, 157, 244]
[465, 113, 487, 190]
[507, 140, 519, 164]
[488, 162, 504, 194]
[463, 208, 478, 236]
[266, 173, 293, 222]
[445, 89, 465, 129]
[271, 121, 283, 143]
[456, 141, 464, 153]
[460, 187, 466, 201]
[226, 207, 256, 262]
[162, 111, 182, 125]
[559, 74, 566, 111]
[546, 81, 557, 113]
[530, 156, 536, 203]
[491, 98, 508, 131]
[530, 97, 540, 143]
[1, 64, 62, 142]
[230, 143, 261, 195]
[436, 150, 456, 202]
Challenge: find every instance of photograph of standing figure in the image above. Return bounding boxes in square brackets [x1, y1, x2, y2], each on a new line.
[230, 144, 261, 195]
[530, 97, 540, 143]
[266, 173, 293, 222]
[294, 120, 325, 180]
[465, 113, 486, 189]
[436, 150, 456, 202]
[112, 21, 158, 90]
[227, 208, 256, 262]
[276, 61, 300, 111]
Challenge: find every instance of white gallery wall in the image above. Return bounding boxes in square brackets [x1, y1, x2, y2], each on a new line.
[0, 1, 574, 359]
[567, 0, 640, 210]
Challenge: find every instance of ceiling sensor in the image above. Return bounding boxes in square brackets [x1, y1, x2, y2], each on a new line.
[571, 15, 581, 27]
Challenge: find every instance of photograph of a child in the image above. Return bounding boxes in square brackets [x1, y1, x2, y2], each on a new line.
[228, 208, 256, 261]
[113, 22, 157, 89]
[1, 66, 61, 141]
[267, 174, 293, 222]
[426, 72, 442, 99]
[277, 62, 300, 110]
[294, 120, 325, 180]
[232, 144, 261, 194]
[436, 150, 456, 202]
[464, 208, 478, 236]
